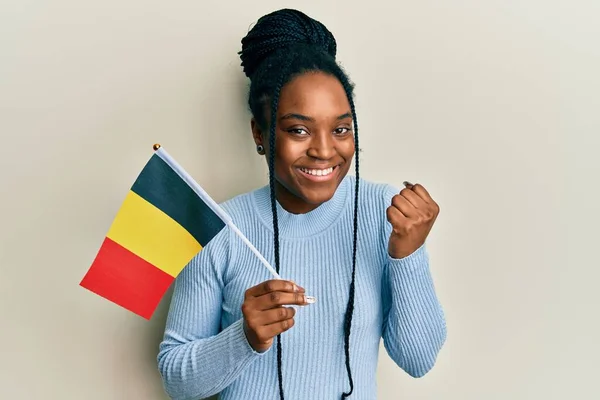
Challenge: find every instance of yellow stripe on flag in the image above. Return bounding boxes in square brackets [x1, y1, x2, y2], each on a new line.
[106, 190, 202, 277]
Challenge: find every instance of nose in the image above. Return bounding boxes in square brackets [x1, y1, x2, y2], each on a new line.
[306, 131, 336, 160]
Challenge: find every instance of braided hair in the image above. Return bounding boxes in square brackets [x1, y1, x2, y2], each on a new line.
[238, 9, 360, 399]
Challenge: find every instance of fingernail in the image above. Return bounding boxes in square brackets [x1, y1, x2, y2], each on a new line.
[305, 296, 316, 304]
[403, 181, 413, 187]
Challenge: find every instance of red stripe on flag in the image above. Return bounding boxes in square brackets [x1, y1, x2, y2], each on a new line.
[80, 237, 174, 319]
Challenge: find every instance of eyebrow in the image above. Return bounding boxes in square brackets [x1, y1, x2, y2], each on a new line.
[280, 112, 352, 122]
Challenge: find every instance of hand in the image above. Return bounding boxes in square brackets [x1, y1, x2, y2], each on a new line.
[387, 181, 440, 259]
[242, 279, 310, 353]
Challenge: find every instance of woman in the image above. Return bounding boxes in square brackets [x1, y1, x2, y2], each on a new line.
[157, 8, 446, 400]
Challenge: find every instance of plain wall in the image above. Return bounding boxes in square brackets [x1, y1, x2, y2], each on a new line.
[1, 0, 598, 399]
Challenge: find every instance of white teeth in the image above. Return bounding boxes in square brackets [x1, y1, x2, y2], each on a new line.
[300, 167, 334, 176]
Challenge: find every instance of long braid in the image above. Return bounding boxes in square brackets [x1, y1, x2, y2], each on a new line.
[268, 88, 284, 400]
[268, 52, 293, 400]
[337, 72, 360, 399]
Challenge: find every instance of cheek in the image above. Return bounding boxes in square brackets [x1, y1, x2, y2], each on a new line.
[271, 148, 297, 180]
[340, 138, 356, 160]
[275, 140, 304, 168]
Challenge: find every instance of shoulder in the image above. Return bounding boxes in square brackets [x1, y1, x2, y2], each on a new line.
[217, 185, 265, 223]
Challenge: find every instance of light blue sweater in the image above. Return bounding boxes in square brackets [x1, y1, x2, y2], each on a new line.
[157, 176, 446, 400]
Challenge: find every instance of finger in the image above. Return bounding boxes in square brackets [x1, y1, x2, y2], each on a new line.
[246, 279, 304, 298]
[409, 183, 433, 204]
[260, 317, 296, 339]
[386, 204, 408, 225]
[255, 306, 296, 326]
[391, 194, 418, 218]
[255, 291, 308, 310]
[399, 187, 427, 209]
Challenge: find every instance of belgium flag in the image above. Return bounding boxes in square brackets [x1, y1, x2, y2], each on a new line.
[79, 145, 227, 319]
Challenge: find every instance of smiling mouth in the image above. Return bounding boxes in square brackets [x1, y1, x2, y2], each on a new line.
[297, 165, 340, 181]
[299, 166, 335, 176]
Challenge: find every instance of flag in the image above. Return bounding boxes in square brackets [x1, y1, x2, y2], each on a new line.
[79, 144, 228, 319]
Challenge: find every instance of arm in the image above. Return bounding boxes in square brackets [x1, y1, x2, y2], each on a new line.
[157, 228, 267, 400]
[380, 184, 447, 378]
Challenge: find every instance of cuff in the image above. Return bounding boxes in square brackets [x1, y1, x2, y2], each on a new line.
[386, 242, 429, 274]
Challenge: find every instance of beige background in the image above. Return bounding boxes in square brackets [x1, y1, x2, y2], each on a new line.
[1, 0, 598, 399]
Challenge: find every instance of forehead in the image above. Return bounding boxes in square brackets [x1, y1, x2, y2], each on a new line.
[277, 72, 350, 117]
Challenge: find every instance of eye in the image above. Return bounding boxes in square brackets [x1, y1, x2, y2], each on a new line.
[334, 127, 352, 135]
[287, 128, 309, 135]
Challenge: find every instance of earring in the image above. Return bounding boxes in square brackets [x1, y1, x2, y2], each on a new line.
[256, 144, 264, 154]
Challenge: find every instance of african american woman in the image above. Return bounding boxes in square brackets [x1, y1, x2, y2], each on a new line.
[157, 8, 446, 400]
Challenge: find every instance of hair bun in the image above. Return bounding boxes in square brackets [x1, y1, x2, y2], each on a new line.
[239, 8, 337, 79]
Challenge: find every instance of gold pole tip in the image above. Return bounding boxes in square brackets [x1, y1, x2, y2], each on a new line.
[153, 143, 161, 151]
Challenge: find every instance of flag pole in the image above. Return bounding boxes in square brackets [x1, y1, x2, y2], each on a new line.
[152, 144, 316, 303]
[152, 144, 282, 279]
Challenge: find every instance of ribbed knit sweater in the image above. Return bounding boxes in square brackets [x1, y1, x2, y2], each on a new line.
[157, 176, 446, 400]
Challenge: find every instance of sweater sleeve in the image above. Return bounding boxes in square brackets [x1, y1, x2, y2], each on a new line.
[380, 184, 447, 378]
[157, 227, 268, 400]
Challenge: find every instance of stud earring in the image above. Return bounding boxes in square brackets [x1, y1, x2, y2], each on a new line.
[256, 144, 264, 154]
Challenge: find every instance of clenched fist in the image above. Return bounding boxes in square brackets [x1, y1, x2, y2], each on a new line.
[386, 181, 440, 259]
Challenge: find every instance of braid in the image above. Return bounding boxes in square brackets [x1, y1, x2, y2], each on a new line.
[240, 9, 336, 79]
[269, 55, 293, 400]
[268, 52, 294, 400]
[268, 89, 284, 400]
[336, 72, 360, 399]
[239, 9, 360, 399]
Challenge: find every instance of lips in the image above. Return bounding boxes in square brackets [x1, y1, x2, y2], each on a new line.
[296, 165, 340, 182]
[298, 166, 335, 177]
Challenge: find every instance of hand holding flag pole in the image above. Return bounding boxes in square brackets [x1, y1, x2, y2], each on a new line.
[80, 143, 314, 319]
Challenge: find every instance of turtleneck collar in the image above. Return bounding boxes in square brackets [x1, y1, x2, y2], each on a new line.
[251, 176, 352, 239]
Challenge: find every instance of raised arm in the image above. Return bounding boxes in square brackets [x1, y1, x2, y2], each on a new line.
[380, 183, 447, 377]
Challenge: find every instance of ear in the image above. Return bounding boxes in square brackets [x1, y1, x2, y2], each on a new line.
[251, 118, 265, 152]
